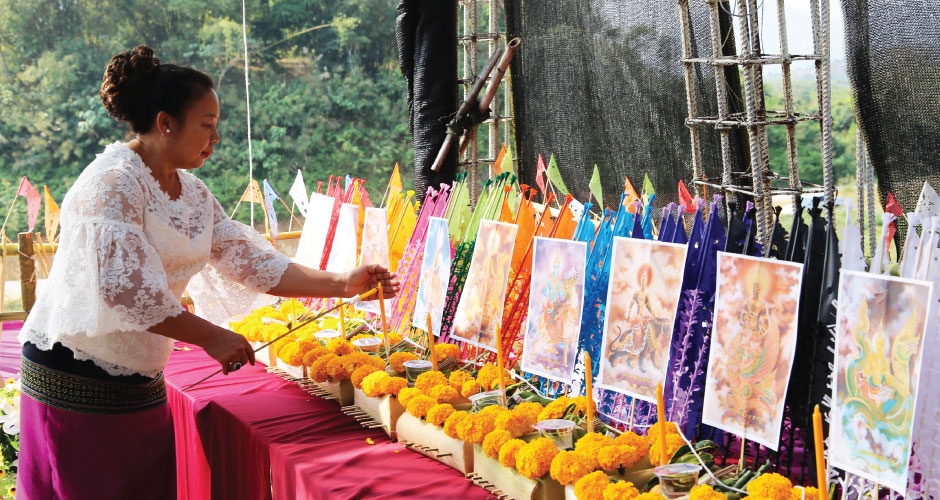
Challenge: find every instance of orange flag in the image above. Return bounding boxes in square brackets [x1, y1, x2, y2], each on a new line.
[16, 176, 42, 232]
[493, 144, 508, 175]
[551, 195, 579, 241]
[511, 187, 536, 274]
[622, 175, 640, 214]
[43, 186, 60, 243]
[240, 178, 264, 204]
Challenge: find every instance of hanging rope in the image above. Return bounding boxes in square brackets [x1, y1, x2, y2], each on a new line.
[241, 0, 255, 227]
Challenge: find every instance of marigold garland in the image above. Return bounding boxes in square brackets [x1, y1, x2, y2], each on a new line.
[482, 429, 513, 459]
[414, 371, 449, 392]
[613, 431, 648, 454]
[574, 470, 610, 500]
[327, 338, 354, 356]
[351, 365, 381, 389]
[746, 472, 793, 500]
[406, 395, 437, 419]
[309, 354, 338, 382]
[389, 351, 419, 372]
[538, 396, 572, 421]
[516, 437, 559, 479]
[603, 480, 639, 500]
[460, 380, 483, 398]
[498, 439, 526, 468]
[397, 387, 424, 407]
[443, 410, 470, 439]
[575, 432, 614, 470]
[326, 356, 352, 381]
[428, 384, 460, 404]
[361, 371, 390, 397]
[456, 412, 497, 444]
[549, 450, 594, 485]
[378, 376, 408, 396]
[495, 407, 537, 438]
[426, 403, 455, 427]
[476, 363, 511, 391]
[598, 444, 644, 472]
[434, 343, 461, 362]
[303, 346, 331, 367]
[449, 370, 474, 391]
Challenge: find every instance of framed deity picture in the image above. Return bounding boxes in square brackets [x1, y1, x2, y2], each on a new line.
[830, 270, 931, 494]
[702, 252, 803, 450]
[412, 217, 453, 336]
[451, 220, 518, 351]
[519, 237, 587, 382]
[597, 237, 687, 402]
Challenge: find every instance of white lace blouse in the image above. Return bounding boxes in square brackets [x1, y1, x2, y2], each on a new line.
[20, 142, 291, 377]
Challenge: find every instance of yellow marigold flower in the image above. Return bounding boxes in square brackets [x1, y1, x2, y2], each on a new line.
[389, 351, 419, 372]
[574, 471, 611, 500]
[538, 396, 572, 421]
[326, 356, 352, 381]
[476, 363, 511, 391]
[351, 365, 381, 389]
[449, 370, 474, 391]
[309, 354, 337, 383]
[434, 343, 461, 361]
[397, 387, 425, 407]
[277, 342, 298, 363]
[791, 486, 819, 500]
[429, 384, 460, 404]
[378, 376, 408, 396]
[634, 494, 667, 500]
[498, 439, 526, 468]
[361, 371, 390, 397]
[479, 404, 510, 418]
[461, 379, 483, 397]
[549, 450, 595, 485]
[327, 338, 354, 356]
[598, 445, 643, 472]
[278, 298, 308, 317]
[414, 370, 449, 392]
[569, 395, 596, 418]
[603, 480, 639, 500]
[406, 395, 437, 419]
[746, 473, 793, 500]
[340, 352, 375, 372]
[443, 410, 470, 439]
[270, 336, 293, 357]
[297, 338, 319, 356]
[575, 432, 613, 470]
[648, 433, 685, 466]
[516, 437, 560, 479]
[387, 332, 404, 345]
[288, 346, 305, 366]
[646, 421, 680, 442]
[613, 431, 648, 455]
[426, 403, 456, 427]
[482, 429, 514, 459]
[689, 484, 726, 500]
[457, 412, 497, 444]
[495, 408, 537, 438]
[303, 346, 331, 367]
[513, 401, 545, 421]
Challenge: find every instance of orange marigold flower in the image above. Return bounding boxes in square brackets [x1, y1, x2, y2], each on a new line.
[479, 404, 509, 418]
[498, 439, 526, 468]
[378, 376, 408, 396]
[457, 413, 497, 444]
[513, 401, 545, 421]
[303, 346, 331, 367]
[449, 370, 474, 391]
[516, 437, 559, 479]
[495, 407, 538, 438]
[482, 429, 514, 459]
[361, 370, 390, 397]
[297, 338, 319, 356]
[603, 480, 639, 500]
[309, 353, 337, 382]
[574, 470, 610, 500]
[634, 493, 667, 500]
[598, 445, 644, 472]
[461, 379, 483, 398]
[406, 395, 437, 419]
[648, 433, 685, 466]
[613, 431, 648, 456]
[434, 343, 461, 362]
[574, 432, 613, 470]
[538, 396, 572, 421]
[397, 387, 425, 407]
[278, 343, 299, 364]
[689, 484, 726, 500]
[443, 410, 470, 439]
[327, 338, 354, 356]
[351, 365, 381, 389]
[389, 351, 419, 372]
[646, 421, 680, 443]
[426, 403, 456, 427]
[414, 371, 449, 392]
[746, 473, 793, 500]
[476, 363, 511, 391]
[288, 346, 305, 367]
[387, 332, 404, 345]
[549, 450, 595, 485]
[569, 395, 596, 418]
[791, 486, 820, 500]
[429, 384, 460, 404]
[326, 356, 352, 381]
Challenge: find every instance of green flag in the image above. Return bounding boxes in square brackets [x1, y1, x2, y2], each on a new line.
[642, 173, 656, 204]
[501, 144, 516, 175]
[589, 164, 603, 208]
[546, 154, 570, 196]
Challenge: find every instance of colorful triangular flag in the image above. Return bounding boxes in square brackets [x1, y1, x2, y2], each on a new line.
[535, 154, 548, 198]
[43, 186, 60, 243]
[16, 176, 41, 232]
[288, 170, 308, 217]
[545, 154, 569, 196]
[589, 164, 603, 208]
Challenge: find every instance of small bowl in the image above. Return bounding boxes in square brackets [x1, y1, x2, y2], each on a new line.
[653, 463, 702, 499]
[469, 389, 505, 411]
[403, 359, 433, 385]
[351, 337, 383, 353]
[533, 419, 576, 449]
[314, 329, 342, 346]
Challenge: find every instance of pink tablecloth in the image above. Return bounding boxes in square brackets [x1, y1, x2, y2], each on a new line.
[164, 345, 494, 500]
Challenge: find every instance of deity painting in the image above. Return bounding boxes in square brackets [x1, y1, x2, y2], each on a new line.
[597, 237, 686, 402]
[702, 253, 803, 451]
[451, 220, 518, 351]
[326, 203, 359, 273]
[357, 207, 391, 314]
[830, 270, 931, 494]
[520, 238, 587, 382]
[413, 217, 452, 336]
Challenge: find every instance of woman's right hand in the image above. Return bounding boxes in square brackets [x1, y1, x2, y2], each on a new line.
[203, 329, 256, 375]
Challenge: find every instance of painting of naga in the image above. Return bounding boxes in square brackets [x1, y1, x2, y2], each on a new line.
[702, 253, 803, 450]
[598, 237, 687, 402]
[829, 270, 931, 494]
[520, 237, 587, 382]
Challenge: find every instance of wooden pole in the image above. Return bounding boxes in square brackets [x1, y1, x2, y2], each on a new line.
[18, 232, 36, 312]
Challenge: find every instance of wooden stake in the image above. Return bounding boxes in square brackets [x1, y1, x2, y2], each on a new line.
[738, 437, 747, 474]
[656, 382, 668, 466]
[495, 324, 507, 406]
[378, 283, 390, 363]
[585, 352, 594, 432]
[426, 312, 438, 371]
[627, 398, 637, 433]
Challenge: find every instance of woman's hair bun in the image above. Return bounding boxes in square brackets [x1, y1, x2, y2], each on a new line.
[99, 45, 160, 124]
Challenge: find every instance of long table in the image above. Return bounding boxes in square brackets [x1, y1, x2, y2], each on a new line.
[164, 344, 493, 500]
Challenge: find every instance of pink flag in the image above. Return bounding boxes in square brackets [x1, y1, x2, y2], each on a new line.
[678, 180, 696, 214]
[885, 192, 903, 246]
[16, 176, 42, 231]
[535, 154, 547, 198]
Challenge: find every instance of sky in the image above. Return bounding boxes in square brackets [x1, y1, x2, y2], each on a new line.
[741, 1, 846, 61]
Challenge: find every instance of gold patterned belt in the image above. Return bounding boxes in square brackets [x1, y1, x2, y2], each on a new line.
[21, 357, 167, 415]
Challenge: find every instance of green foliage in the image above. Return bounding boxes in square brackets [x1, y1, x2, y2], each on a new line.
[0, 0, 412, 233]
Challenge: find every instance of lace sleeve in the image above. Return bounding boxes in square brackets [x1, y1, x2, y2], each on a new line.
[24, 165, 185, 341]
[209, 196, 290, 293]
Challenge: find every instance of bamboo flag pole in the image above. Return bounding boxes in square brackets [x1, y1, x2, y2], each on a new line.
[183, 287, 377, 391]
[425, 312, 438, 371]
[0, 196, 18, 237]
[33, 233, 51, 277]
[495, 324, 507, 406]
[378, 282, 390, 364]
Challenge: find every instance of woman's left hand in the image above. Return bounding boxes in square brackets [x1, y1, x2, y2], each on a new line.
[345, 264, 400, 299]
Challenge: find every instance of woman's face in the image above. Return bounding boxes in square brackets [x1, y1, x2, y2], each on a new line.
[168, 90, 220, 170]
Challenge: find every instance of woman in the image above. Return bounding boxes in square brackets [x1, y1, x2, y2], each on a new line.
[17, 45, 399, 499]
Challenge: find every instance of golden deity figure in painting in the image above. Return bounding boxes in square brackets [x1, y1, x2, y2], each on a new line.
[608, 264, 670, 374]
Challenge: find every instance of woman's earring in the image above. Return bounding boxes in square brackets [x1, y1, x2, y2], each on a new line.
[166, 129, 171, 134]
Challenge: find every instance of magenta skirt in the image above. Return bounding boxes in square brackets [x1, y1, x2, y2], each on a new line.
[18, 349, 176, 500]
